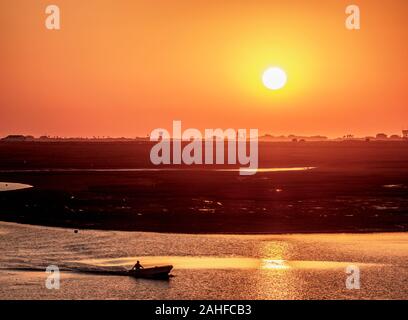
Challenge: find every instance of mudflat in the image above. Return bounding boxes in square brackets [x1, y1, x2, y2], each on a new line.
[0, 140, 407, 233]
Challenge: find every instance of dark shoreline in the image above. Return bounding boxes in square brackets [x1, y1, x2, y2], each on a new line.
[0, 218, 406, 235]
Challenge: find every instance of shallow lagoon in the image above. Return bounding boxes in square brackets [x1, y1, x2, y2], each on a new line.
[0, 222, 407, 300]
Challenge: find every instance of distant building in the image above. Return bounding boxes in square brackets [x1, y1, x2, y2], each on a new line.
[389, 134, 401, 140]
[376, 133, 388, 140]
[1, 135, 27, 141]
[403, 130, 408, 139]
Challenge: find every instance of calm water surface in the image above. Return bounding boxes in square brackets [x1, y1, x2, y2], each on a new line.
[0, 167, 315, 173]
[0, 222, 407, 300]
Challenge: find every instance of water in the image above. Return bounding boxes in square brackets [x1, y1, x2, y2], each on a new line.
[0, 222, 407, 300]
[0, 167, 315, 173]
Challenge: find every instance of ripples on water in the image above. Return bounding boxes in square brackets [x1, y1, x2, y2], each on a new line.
[0, 222, 407, 299]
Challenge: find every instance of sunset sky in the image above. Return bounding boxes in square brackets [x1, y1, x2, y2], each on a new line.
[0, 0, 407, 138]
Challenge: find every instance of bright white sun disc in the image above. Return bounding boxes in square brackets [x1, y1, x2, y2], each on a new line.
[262, 67, 287, 90]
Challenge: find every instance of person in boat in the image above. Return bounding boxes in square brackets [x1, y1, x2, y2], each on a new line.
[132, 260, 144, 271]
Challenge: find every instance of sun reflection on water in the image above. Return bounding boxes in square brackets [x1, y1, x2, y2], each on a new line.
[262, 259, 290, 270]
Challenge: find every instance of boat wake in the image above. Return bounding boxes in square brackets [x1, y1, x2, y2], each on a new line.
[1, 262, 174, 280]
[0, 264, 130, 277]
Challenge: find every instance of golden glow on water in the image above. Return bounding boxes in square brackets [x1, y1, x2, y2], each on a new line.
[74, 239, 382, 272]
[76, 256, 260, 269]
[76, 256, 379, 270]
[224, 167, 316, 173]
[262, 259, 289, 270]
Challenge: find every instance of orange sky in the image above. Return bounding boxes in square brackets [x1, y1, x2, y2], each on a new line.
[0, 0, 407, 138]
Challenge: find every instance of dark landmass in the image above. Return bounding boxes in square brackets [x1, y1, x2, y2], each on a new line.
[0, 141, 407, 233]
[2, 133, 406, 142]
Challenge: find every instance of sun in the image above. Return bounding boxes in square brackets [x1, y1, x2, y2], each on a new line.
[262, 67, 287, 90]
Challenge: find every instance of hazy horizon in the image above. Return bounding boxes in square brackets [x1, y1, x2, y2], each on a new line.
[1, 129, 406, 140]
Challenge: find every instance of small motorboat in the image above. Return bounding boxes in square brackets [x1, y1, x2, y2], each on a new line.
[126, 265, 173, 279]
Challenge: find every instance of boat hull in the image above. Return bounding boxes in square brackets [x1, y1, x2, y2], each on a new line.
[127, 265, 173, 279]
